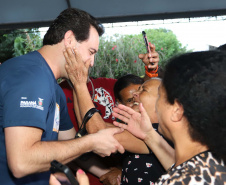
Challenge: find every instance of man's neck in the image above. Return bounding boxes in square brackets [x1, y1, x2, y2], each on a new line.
[38, 44, 65, 80]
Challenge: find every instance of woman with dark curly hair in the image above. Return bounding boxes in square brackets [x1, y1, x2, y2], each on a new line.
[113, 50, 226, 184]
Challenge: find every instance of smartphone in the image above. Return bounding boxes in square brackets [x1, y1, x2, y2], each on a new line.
[142, 31, 154, 65]
[142, 31, 151, 53]
[50, 160, 79, 185]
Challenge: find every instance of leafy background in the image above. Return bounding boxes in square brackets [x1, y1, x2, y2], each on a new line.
[0, 28, 190, 79]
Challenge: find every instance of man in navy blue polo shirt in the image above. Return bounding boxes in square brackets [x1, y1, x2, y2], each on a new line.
[0, 8, 124, 185]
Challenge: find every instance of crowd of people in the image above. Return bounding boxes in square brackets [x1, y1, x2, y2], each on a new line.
[0, 7, 225, 185]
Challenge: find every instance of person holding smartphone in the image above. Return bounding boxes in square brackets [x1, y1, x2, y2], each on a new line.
[140, 31, 161, 81]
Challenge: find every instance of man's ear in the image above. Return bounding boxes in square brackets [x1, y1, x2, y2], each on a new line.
[64, 30, 75, 47]
[171, 100, 184, 122]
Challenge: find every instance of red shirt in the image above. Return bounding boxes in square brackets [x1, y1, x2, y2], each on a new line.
[60, 77, 117, 185]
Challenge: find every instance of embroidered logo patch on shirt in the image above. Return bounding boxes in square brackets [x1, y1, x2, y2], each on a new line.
[20, 97, 44, 110]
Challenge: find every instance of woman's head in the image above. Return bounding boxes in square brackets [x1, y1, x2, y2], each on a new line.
[160, 50, 226, 161]
[114, 74, 144, 107]
[132, 78, 161, 123]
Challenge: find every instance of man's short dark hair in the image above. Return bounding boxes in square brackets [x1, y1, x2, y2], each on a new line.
[114, 74, 144, 102]
[217, 44, 226, 51]
[162, 50, 226, 161]
[43, 8, 104, 45]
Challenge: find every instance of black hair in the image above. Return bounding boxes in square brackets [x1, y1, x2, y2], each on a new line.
[114, 74, 144, 102]
[162, 50, 226, 161]
[43, 8, 104, 45]
[217, 44, 226, 51]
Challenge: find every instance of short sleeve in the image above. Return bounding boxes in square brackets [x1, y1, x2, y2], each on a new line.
[2, 66, 52, 131]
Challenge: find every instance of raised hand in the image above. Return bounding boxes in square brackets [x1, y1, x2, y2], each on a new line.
[139, 43, 159, 70]
[63, 47, 90, 87]
[112, 103, 153, 140]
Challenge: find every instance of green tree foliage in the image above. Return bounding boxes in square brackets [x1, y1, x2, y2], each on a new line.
[90, 28, 190, 79]
[0, 28, 190, 79]
[0, 29, 42, 63]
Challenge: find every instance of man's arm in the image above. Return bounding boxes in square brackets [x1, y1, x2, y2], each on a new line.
[5, 126, 124, 178]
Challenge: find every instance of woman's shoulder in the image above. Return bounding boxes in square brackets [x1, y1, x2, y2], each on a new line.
[156, 151, 226, 185]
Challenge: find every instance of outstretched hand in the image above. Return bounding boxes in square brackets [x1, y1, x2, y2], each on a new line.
[63, 47, 90, 87]
[112, 103, 153, 140]
[139, 43, 159, 70]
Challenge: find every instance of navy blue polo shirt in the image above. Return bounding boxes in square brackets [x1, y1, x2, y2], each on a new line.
[0, 51, 73, 185]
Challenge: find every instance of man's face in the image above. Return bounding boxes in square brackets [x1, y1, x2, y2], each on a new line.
[75, 26, 100, 67]
[132, 79, 161, 123]
[118, 84, 140, 108]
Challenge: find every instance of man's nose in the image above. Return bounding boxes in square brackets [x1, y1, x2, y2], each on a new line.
[90, 60, 94, 67]
[90, 56, 95, 67]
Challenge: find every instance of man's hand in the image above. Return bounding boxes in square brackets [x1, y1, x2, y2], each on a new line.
[64, 47, 90, 88]
[100, 167, 122, 185]
[112, 103, 153, 141]
[139, 43, 159, 70]
[90, 128, 125, 157]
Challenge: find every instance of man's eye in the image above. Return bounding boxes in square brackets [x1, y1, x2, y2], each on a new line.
[90, 50, 96, 55]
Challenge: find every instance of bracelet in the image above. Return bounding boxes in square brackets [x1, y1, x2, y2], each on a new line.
[145, 65, 159, 78]
[75, 108, 100, 138]
[82, 108, 100, 127]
